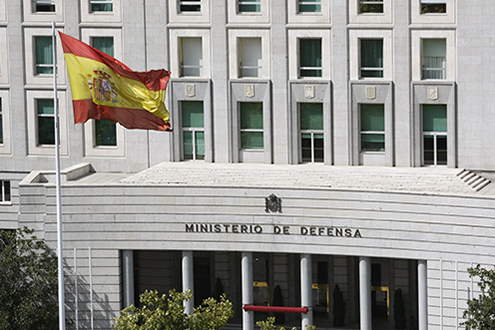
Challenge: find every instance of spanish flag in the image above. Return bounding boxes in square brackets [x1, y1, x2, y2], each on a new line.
[59, 32, 172, 131]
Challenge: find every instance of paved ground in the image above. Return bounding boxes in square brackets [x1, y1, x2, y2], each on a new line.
[114, 162, 494, 196]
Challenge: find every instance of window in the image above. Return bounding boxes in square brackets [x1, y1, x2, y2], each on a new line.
[90, 0, 113, 12]
[298, 0, 320, 13]
[34, 0, 55, 12]
[421, 0, 446, 13]
[181, 101, 205, 160]
[229, 30, 269, 79]
[91, 37, 114, 57]
[360, 39, 383, 78]
[360, 104, 385, 152]
[412, 31, 454, 81]
[239, 38, 262, 78]
[36, 99, 55, 145]
[23, 0, 63, 22]
[349, 0, 391, 24]
[0, 180, 10, 202]
[422, 105, 447, 166]
[359, 0, 383, 13]
[91, 37, 117, 147]
[300, 103, 323, 163]
[170, 30, 210, 79]
[35, 36, 53, 75]
[411, 0, 453, 23]
[180, 38, 202, 77]
[179, 0, 200, 12]
[299, 39, 322, 78]
[422, 39, 446, 80]
[240, 102, 263, 150]
[238, 0, 260, 13]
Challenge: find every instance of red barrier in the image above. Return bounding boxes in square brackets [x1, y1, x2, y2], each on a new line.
[243, 305, 308, 314]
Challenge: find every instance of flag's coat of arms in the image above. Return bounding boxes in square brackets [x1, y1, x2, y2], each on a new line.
[89, 68, 118, 103]
[59, 32, 172, 131]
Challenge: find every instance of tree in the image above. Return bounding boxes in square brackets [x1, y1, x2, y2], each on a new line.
[0, 227, 59, 330]
[461, 264, 495, 330]
[113, 289, 234, 330]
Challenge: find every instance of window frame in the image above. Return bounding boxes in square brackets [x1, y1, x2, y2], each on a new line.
[289, 29, 331, 80]
[421, 38, 446, 80]
[411, 0, 455, 24]
[228, 0, 269, 23]
[24, 28, 66, 86]
[359, 38, 384, 79]
[228, 30, 270, 80]
[290, 82, 332, 165]
[349, 30, 392, 81]
[288, 0, 330, 23]
[238, 37, 263, 78]
[239, 102, 264, 150]
[169, 0, 210, 23]
[412, 83, 456, 168]
[0, 28, 8, 84]
[23, 0, 64, 22]
[412, 30, 455, 82]
[180, 100, 205, 161]
[230, 81, 272, 164]
[171, 80, 213, 163]
[90, 0, 114, 12]
[421, 104, 447, 166]
[0, 180, 10, 203]
[26, 90, 68, 156]
[0, 90, 11, 155]
[81, 0, 121, 23]
[350, 82, 393, 166]
[359, 103, 385, 153]
[299, 102, 324, 164]
[170, 29, 211, 79]
[36, 98, 56, 146]
[349, 0, 392, 24]
[81, 28, 125, 157]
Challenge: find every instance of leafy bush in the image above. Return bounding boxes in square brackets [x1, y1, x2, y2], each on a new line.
[113, 289, 234, 330]
[0, 227, 59, 330]
[461, 265, 495, 330]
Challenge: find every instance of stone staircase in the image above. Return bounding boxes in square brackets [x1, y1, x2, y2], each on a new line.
[456, 169, 491, 192]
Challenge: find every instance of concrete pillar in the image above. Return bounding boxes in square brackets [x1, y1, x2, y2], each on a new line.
[418, 260, 428, 330]
[242, 252, 254, 330]
[359, 257, 372, 330]
[301, 254, 313, 329]
[182, 251, 194, 314]
[122, 250, 135, 308]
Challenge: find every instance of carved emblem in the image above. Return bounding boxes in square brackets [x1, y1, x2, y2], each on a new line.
[186, 84, 196, 97]
[88, 68, 118, 103]
[305, 85, 315, 99]
[265, 194, 282, 213]
[245, 84, 255, 98]
[365, 86, 376, 100]
[428, 86, 438, 100]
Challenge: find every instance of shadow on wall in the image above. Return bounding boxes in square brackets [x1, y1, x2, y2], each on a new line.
[63, 256, 115, 330]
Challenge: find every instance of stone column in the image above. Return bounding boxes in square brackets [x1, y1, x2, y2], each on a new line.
[242, 252, 254, 330]
[359, 257, 372, 330]
[418, 260, 428, 330]
[301, 254, 313, 329]
[122, 250, 135, 308]
[182, 251, 194, 314]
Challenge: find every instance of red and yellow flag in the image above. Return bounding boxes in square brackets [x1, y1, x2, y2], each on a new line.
[59, 32, 172, 131]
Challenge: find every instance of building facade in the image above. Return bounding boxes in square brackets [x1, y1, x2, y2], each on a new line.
[2, 0, 495, 329]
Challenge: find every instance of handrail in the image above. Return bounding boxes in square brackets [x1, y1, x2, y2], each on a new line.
[243, 305, 308, 314]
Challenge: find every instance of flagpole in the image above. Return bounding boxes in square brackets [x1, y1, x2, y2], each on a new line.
[53, 21, 66, 330]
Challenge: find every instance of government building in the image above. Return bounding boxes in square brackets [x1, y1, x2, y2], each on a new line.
[1, 0, 495, 329]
